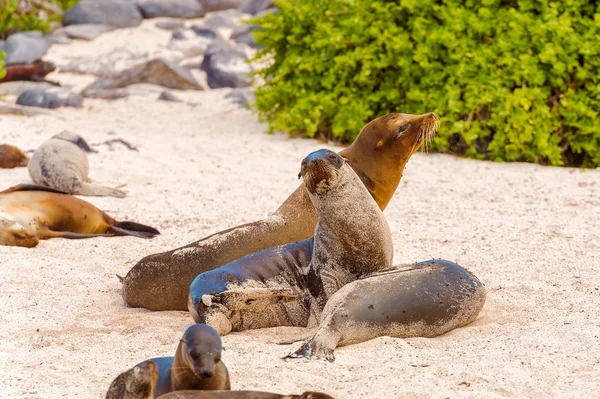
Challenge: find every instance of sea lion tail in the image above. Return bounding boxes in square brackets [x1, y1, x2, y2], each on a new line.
[112, 221, 160, 239]
[116, 274, 124, 283]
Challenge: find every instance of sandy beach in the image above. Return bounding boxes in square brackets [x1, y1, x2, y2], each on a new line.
[1, 19, 600, 399]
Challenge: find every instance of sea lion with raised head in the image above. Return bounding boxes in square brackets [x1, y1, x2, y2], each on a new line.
[106, 360, 159, 399]
[28, 131, 127, 197]
[187, 149, 393, 336]
[0, 184, 159, 248]
[123, 112, 440, 311]
[159, 390, 335, 399]
[284, 260, 487, 362]
[0, 144, 29, 168]
[138, 324, 230, 397]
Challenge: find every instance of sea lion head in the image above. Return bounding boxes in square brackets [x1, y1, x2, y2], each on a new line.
[181, 323, 223, 378]
[52, 131, 97, 153]
[0, 215, 39, 248]
[105, 360, 158, 399]
[299, 149, 347, 195]
[0, 144, 29, 168]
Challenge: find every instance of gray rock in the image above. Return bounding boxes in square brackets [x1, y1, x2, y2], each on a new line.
[83, 58, 203, 92]
[240, 0, 273, 15]
[200, 0, 244, 12]
[63, 0, 143, 28]
[200, 41, 253, 88]
[55, 24, 117, 40]
[230, 24, 259, 48]
[190, 26, 219, 39]
[224, 87, 254, 107]
[2, 32, 51, 65]
[0, 101, 51, 116]
[158, 90, 182, 102]
[136, 0, 205, 19]
[155, 18, 186, 30]
[16, 89, 83, 109]
[166, 31, 214, 57]
[255, 7, 277, 17]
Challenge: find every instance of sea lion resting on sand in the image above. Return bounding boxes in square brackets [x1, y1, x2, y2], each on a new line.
[28, 131, 127, 198]
[188, 149, 393, 336]
[160, 391, 335, 399]
[123, 112, 440, 311]
[0, 184, 159, 248]
[0, 144, 28, 168]
[285, 260, 487, 362]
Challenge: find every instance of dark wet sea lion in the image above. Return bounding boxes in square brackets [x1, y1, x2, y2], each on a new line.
[0, 184, 159, 247]
[0, 144, 28, 168]
[285, 260, 487, 362]
[140, 324, 230, 397]
[28, 131, 127, 198]
[159, 390, 335, 398]
[105, 360, 158, 399]
[123, 112, 440, 311]
[188, 149, 393, 336]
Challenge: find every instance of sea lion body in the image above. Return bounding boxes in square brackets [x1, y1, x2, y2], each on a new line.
[28, 131, 127, 197]
[138, 324, 230, 397]
[105, 360, 158, 399]
[189, 149, 393, 336]
[160, 390, 335, 399]
[0, 184, 159, 247]
[0, 144, 29, 168]
[124, 112, 440, 311]
[287, 260, 487, 362]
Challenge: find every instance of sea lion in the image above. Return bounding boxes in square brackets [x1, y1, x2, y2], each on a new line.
[140, 324, 230, 397]
[0, 144, 28, 168]
[0, 184, 159, 248]
[188, 149, 393, 336]
[284, 260, 487, 362]
[106, 360, 158, 399]
[28, 131, 127, 198]
[159, 390, 335, 399]
[123, 112, 440, 311]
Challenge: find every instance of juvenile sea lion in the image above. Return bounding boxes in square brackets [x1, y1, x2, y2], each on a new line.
[140, 324, 230, 397]
[285, 260, 487, 362]
[160, 390, 335, 399]
[106, 360, 158, 399]
[123, 112, 440, 311]
[0, 144, 28, 168]
[0, 184, 159, 248]
[28, 131, 127, 197]
[188, 149, 393, 336]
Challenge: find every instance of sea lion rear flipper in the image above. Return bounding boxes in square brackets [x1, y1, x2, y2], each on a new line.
[111, 222, 160, 239]
[0, 184, 68, 195]
[276, 329, 316, 345]
[76, 182, 127, 198]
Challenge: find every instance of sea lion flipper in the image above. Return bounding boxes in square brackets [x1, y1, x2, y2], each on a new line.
[214, 287, 299, 310]
[0, 184, 68, 195]
[111, 222, 160, 239]
[76, 182, 127, 198]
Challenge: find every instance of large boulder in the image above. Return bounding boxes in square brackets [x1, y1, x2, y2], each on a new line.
[200, 41, 253, 88]
[199, 0, 244, 12]
[136, 0, 205, 19]
[63, 0, 143, 28]
[240, 0, 273, 15]
[1, 32, 51, 65]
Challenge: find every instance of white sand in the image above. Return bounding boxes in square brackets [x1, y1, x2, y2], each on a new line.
[1, 20, 600, 399]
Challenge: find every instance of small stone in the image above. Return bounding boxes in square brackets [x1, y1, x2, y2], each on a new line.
[16, 89, 83, 109]
[54, 24, 116, 41]
[155, 18, 185, 30]
[158, 91, 182, 102]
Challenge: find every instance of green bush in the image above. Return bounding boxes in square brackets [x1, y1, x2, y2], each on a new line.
[0, 50, 5, 80]
[251, 0, 600, 167]
[0, 0, 79, 39]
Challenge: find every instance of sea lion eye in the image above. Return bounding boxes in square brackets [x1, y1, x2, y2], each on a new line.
[398, 124, 409, 134]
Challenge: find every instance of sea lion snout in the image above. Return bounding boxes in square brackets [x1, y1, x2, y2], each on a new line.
[299, 149, 344, 187]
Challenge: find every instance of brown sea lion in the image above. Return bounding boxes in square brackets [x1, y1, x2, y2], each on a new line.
[188, 149, 393, 336]
[28, 131, 127, 198]
[123, 112, 440, 311]
[159, 390, 335, 399]
[0, 60, 57, 83]
[0, 184, 159, 248]
[138, 324, 230, 397]
[0, 144, 29, 168]
[105, 360, 159, 399]
[284, 260, 487, 362]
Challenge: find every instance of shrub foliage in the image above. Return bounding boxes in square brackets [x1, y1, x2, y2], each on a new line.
[252, 0, 600, 167]
[0, 0, 79, 39]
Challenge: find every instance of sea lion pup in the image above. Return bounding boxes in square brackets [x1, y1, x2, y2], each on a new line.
[159, 390, 335, 398]
[0, 144, 29, 168]
[123, 112, 439, 311]
[0, 184, 159, 248]
[284, 260, 487, 362]
[28, 131, 127, 197]
[105, 360, 158, 399]
[188, 149, 393, 336]
[139, 324, 230, 397]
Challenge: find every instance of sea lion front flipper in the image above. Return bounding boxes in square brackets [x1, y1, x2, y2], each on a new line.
[0, 184, 68, 195]
[75, 182, 127, 198]
[213, 287, 299, 311]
